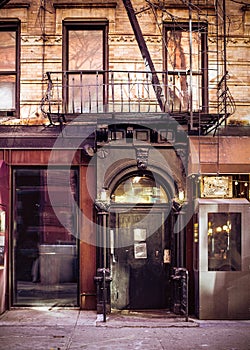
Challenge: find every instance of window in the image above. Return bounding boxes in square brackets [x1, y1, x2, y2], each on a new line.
[63, 21, 108, 113]
[13, 168, 79, 306]
[164, 22, 208, 113]
[0, 21, 20, 116]
[208, 212, 241, 271]
[111, 176, 168, 204]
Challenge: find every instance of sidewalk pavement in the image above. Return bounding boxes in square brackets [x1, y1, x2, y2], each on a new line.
[0, 308, 249, 350]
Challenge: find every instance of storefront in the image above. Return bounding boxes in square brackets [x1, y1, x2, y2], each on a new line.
[194, 198, 250, 319]
[0, 128, 249, 320]
[188, 136, 250, 319]
[0, 124, 97, 313]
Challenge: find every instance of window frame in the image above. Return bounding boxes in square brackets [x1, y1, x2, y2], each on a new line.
[163, 21, 208, 113]
[0, 20, 20, 117]
[62, 20, 109, 113]
[207, 212, 241, 271]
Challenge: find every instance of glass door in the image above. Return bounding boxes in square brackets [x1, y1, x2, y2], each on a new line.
[12, 168, 79, 307]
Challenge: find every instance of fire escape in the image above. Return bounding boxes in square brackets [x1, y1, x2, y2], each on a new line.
[41, 0, 235, 145]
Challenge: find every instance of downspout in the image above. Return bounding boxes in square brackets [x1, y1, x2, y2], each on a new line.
[122, 0, 164, 112]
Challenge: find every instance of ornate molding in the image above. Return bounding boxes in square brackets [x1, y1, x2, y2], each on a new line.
[208, 37, 250, 46]
[109, 34, 162, 44]
[21, 35, 62, 44]
[95, 199, 110, 213]
[53, 1, 117, 9]
[3, 1, 30, 8]
[135, 147, 149, 170]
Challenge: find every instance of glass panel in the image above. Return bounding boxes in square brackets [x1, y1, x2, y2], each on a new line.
[166, 29, 201, 111]
[0, 31, 16, 71]
[112, 176, 168, 204]
[0, 76, 16, 110]
[67, 73, 103, 113]
[166, 30, 200, 71]
[68, 30, 103, 70]
[208, 213, 241, 271]
[13, 169, 79, 306]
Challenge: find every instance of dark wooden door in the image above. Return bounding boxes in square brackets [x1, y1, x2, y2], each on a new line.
[111, 209, 171, 309]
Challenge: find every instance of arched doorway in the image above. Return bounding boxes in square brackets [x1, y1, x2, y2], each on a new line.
[108, 173, 173, 310]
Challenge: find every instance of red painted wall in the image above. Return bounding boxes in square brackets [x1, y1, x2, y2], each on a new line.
[0, 160, 9, 314]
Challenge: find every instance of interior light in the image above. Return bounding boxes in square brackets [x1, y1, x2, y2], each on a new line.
[178, 190, 185, 201]
[132, 176, 142, 183]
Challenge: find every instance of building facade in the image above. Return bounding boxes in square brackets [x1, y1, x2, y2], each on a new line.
[0, 0, 249, 319]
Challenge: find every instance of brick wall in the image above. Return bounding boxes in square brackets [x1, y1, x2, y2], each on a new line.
[0, 0, 249, 122]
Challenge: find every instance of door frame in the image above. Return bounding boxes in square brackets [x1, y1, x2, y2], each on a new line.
[108, 203, 173, 310]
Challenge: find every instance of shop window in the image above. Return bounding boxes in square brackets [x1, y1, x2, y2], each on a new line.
[0, 21, 20, 116]
[232, 175, 250, 200]
[164, 22, 208, 113]
[208, 212, 241, 271]
[111, 176, 168, 204]
[63, 20, 108, 113]
[13, 168, 79, 306]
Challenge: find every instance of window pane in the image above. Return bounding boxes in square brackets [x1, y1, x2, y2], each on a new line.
[0, 31, 16, 71]
[0, 75, 16, 110]
[68, 30, 103, 70]
[166, 30, 200, 71]
[112, 176, 168, 204]
[166, 28, 202, 112]
[208, 213, 241, 271]
[67, 73, 104, 113]
[13, 169, 79, 306]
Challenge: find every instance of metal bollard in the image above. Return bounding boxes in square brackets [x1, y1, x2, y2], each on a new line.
[94, 268, 112, 322]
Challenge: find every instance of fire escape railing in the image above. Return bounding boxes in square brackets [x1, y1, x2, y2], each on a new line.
[41, 70, 203, 118]
[217, 71, 236, 118]
[204, 71, 236, 135]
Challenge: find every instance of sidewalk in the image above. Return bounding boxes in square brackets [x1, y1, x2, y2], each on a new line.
[0, 308, 249, 350]
[0, 307, 198, 328]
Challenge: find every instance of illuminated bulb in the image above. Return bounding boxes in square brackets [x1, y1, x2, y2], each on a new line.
[235, 181, 238, 185]
[244, 182, 248, 187]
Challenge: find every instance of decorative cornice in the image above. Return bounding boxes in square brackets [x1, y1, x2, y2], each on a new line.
[162, 4, 214, 11]
[208, 37, 250, 45]
[21, 35, 62, 44]
[3, 1, 30, 8]
[109, 34, 162, 44]
[53, 1, 117, 9]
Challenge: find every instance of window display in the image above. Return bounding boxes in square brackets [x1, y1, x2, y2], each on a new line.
[208, 212, 241, 271]
[13, 168, 79, 306]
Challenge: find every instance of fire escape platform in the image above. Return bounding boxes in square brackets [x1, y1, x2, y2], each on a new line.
[47, 111, 223, 135]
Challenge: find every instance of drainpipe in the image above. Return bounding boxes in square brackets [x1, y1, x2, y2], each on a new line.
[122, 0, 164, 111]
